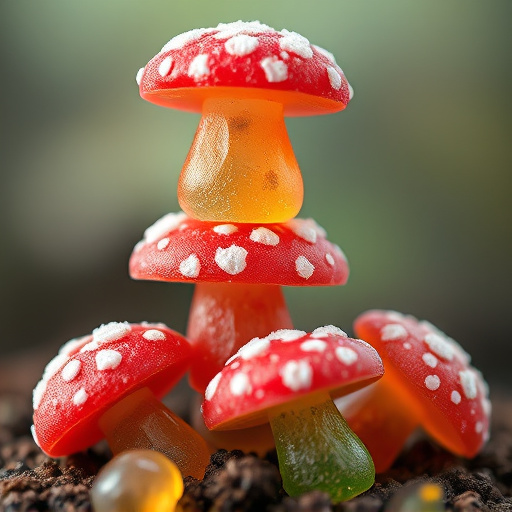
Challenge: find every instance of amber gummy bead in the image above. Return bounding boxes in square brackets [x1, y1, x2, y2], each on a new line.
[91, 450, 184, 512]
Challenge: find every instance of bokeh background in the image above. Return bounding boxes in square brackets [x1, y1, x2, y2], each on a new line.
[1, 1, 510, 391]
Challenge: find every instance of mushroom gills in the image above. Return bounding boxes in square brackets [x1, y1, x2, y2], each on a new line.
[268, 392, 375, 502]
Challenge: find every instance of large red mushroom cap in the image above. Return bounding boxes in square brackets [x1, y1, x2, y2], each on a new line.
[130, 213, 349, 286]
[202, 326, 383, 430]
[32, 322, 191, 457]
[137, 21, 353, 116]
[353, 310, 491, 458]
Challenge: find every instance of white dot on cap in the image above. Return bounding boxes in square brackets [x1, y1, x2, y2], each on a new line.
[267, 329, 307, 342]
[296, 256, 314, 279]
[460, 370, 478, 399]
[188, 54, 210, 80]
[422, 353, 438, 368]
[215, 245, 247, 275]
[229, 372, 252, 396]
[425, 375, 441, 391]
[179, 254, 200, 278]
[301, 339, 327, 352]
[250, 227, 280, 246]
[260, 56, 288, 83]
[327, 66, 342, 90]
[96, 350, 122, 371]
[135, 67, 144, 85]
[381, 324, 407, 341]
[157, 238, 170, 251]
[451, 390, 462, 404]
[335, 346, 358, 365]
[311, 325, 347, 338]
[143, 329, 166, 341]
[213, 224, 238, 235]
[325, 253, 335, 266]
[144, 212, 187, 244]
[205, 373, 221, 401]
[279, 29, 313, 59]
[30, 425, 40, 448]
[92, 322, 131, 344]
[238, 337, 270, 360]
[61, 360, 81, 382]
[475, 421, 484, 434]
[73, 388, 88, 406]
[424, 333, 455, 361]
[158, 56, 173, 77]
[281, 360, 312, 391]
[225, 34, 259, 56]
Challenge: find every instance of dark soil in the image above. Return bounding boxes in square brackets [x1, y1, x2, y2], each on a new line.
[1, 380, 511, 511]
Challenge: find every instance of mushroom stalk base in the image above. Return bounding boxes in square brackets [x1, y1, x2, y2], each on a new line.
[98, 387, 209, 479]
[269, 393, 375, 503]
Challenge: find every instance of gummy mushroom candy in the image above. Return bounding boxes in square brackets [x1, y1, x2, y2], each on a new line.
[336, 310, 491, 473]
[32, 322, 209, 479]
[130, 212, 348, 391]
[136, 20, 352, 223]
[91, 450, 184, 512]
[202, 326, 384, 502]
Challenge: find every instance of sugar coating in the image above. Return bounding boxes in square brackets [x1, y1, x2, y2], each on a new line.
[157, 238, 170, 250]
[250, 227, 280, 246]
[295, 256, 314, 279]
[424, 333, 454, 361]
[335, 346, 358, 365]
[179, 254, 200, 278]
[311, 325, 347, 338]
[403, 342, 412, 350]
[143, 329, 166, 341]
[162, 28, 213, 52]
[313, 45, 336, 64]
[300, 339, 327, 352]
[188, 54, 210, 79]
[61, 360, 81, 382]
[425, 375, 441, 391]
[73, 388, 88, 406]
[144, 212, 187, 244]
[225, 34, 259, 56]
[92, 322, 131, 344]
[96, 350, 122, 371]
[205, 372, 222, 401]
[327, 66, 342, 90]
[281, 360, 312, 391]
[260, 56, 288, 83]
[381, 324, 407, 341]
[422, 353, 438, 368]
[451, 390, 462, 404]
[288, 218, 326, 242]
[325, 253, 335, 266]
[135, 67, 144, 85]
[158, 56, 173, 77]
[459, 370, 478, 399]
[279, 30, 313, 59]
[59, 336, 88, 356]
[267, 329, 306, 342]
[213, 224, 238, 235]
[215, 245, 248, 275]
[238, 337, 270, 359]
[214, 21, 274, 39]
[230, 372, 252, 396]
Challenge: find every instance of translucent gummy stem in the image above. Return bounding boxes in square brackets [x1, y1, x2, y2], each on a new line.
[269, 393, 375, 503]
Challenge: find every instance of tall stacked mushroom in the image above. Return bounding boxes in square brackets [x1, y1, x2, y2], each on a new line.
[132, 21, 353, 393]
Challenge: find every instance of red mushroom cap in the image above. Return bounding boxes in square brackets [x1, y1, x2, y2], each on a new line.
[202, 326, 383, 430]
[129, 213, 349, 287]
[137, 21, 352, 116]
[353, 310, 491, 457]
[32, 322, 191, 457]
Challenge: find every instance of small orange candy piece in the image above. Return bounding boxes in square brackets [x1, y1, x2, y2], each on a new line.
[91, 450, 184, 512]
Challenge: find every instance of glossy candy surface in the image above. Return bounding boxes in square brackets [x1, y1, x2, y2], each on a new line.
[91, 450, 183, 512]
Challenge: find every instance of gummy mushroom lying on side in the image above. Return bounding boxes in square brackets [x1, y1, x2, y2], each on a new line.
[336, 310, 491, 473]
[130, 212, 349, 391]
[202, 326, 384, 502]
[32, 322, 210, 479]
[136, 21, 353, 223]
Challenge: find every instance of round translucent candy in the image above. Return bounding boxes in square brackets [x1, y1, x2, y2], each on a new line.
[91, 450, 184, 512]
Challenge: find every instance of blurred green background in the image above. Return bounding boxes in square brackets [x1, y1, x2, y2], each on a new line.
[1, 1, 510, 388]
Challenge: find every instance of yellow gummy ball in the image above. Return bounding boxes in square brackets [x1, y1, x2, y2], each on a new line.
[91, 449, 184, 512]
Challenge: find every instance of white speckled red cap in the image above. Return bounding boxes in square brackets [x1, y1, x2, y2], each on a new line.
[32, 322, 191, 457]
[137, 21, 352, 116]
[353, 310, 491, 457]
[130, 213, 349, 286]
[202, 326, 383, 430]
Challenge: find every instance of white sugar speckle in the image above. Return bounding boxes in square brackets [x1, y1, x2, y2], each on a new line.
[335, 346, 358, 365]
[381, 324, 407, 341]
[422, 353, 438, 368]
[425, 375, 441, 391]
[403, 342, 412, 350]
[143, 329, 166, 341]
[30, 425, 40, 448]
[188, 54, 210, 80]
[267, 329, 306, 342]
[96, 350, 122, 371]
[313, 45, 336, 64]
[301, 339, 327, 352]
[92, 322, 131, 345]
[179, 254, 200, 278]
[424, 333, 455, 361]
[260, 56, 288, 83]
[296, 256, 314, 279]
[281, 360, 312, 391]
[215, 245, 247, 275]
[229, 372, 252, 396]
[213, 224, 238, 235]
[311, 325, 347, 339]
[451, 390, 462, 404]
[161, 28, 213, 52]
[225, 34, 259, 56]
[460, 370, 478, 399]
[144, 212, 187, 244]
[205, 373, 222, 401]
[73, 388, 88, 406]
[135, 67, 144, 85]
[325, 253, 335, 266]
[61, 360, 81, 382]
[238, 337, 270, 359]
[279, 29, 313, 59]
[158, 56, 173, 77]
[327, 66, 342, 90]
[157, 238, 170, 251]
[250, 227, 279, 246]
